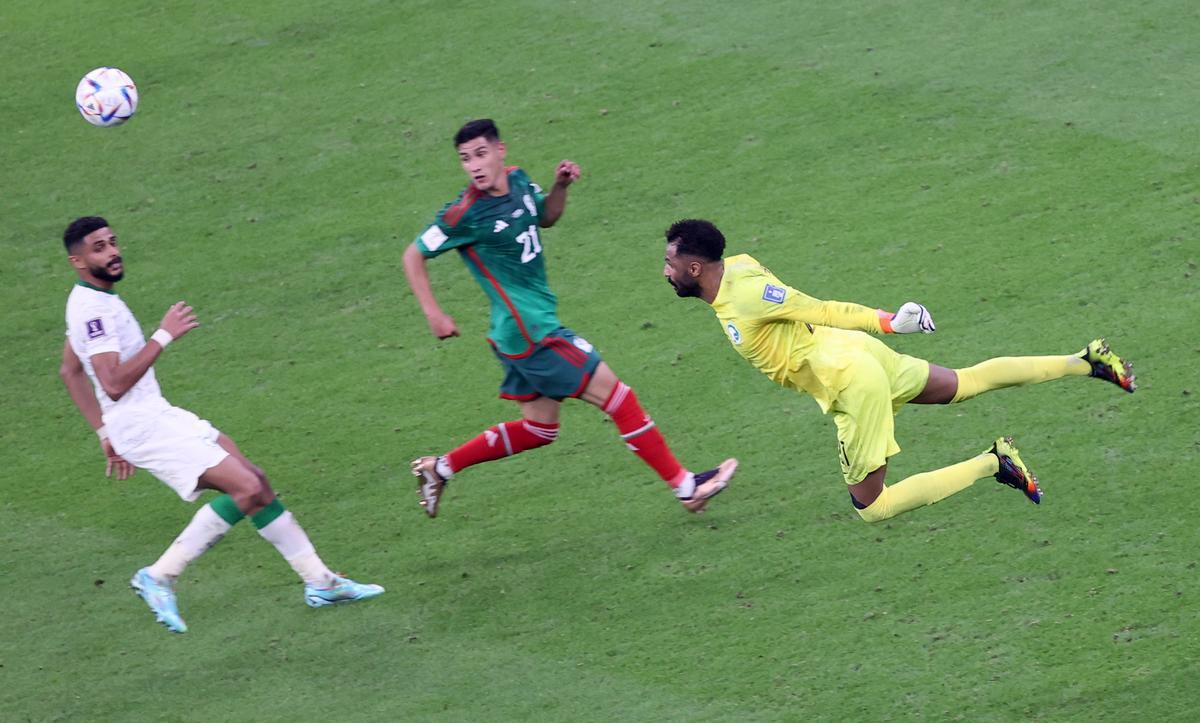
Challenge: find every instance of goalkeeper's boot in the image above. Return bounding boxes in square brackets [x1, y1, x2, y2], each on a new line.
[130, 567, 187, 634]
[989, 436, 1041, 504]
[1080, 338, 1137, 393]
[677, 458, 738, 513]
[305, 575, 385, 608]
[411, 456, 448, 518]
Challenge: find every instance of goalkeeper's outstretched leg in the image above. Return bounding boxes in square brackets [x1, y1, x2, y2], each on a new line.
[848, 435, 1043, 522]
[906, 338, 1137, 405]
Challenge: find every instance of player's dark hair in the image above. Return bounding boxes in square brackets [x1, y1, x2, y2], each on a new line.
[454, 118, 500, 146]
[63, 216, 110, 251]
[666, 219, 725, 262]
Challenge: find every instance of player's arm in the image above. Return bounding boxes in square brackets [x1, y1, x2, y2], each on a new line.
[91, 301, 199, 401]
[60, 339, 104, 432]
[762, 285, 885, 332]
[59, 340, 135, 480]
[402, 242, 459, 339]
[762, 285, 934, 334]
[539, 160, 580, 228]
[783, 295, 935, 334]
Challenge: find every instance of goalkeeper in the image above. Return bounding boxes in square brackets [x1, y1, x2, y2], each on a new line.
[660, 219, 1137, 522]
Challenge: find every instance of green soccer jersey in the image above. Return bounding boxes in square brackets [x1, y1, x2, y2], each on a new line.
[415, 167, 561, 356]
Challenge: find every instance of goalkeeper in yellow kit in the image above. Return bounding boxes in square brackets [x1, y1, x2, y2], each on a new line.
[661, 219, 1137, 522]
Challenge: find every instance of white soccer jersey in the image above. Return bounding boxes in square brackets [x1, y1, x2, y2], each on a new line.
[65, 281, 168, 420]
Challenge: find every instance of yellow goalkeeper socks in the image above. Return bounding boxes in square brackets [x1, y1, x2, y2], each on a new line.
[952, 355, 1089, 403]
[855, 453, 998, 522]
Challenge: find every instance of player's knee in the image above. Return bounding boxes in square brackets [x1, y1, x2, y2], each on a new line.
[854, 487, 894, 523]
[950, 367, 979, 404]
[228, 468, 270, 510]
[251, 482, 275, 509]
[233, 486, 274, 514]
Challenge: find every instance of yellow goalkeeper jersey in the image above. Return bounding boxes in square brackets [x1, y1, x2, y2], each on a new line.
[710, 254, 887, 412]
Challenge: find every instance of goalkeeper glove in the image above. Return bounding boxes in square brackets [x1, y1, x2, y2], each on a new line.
[884, 302, 936, 334]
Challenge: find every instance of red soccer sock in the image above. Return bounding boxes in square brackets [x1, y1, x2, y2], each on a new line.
[445, 419, 559, 474]
[602, 382, 688, 487]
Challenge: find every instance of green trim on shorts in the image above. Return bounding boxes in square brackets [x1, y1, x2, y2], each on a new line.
[251, 497, 286, 529]
[209, 494, 246, 526]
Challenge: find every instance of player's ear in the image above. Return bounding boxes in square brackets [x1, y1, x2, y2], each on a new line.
[496, 141, 507, 159]
[67, 252, 86, 271]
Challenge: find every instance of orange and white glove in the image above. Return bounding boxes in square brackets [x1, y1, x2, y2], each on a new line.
[878, 302, 936, 334]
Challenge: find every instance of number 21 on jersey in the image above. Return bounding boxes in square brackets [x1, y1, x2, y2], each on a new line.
[515, 225, 542, 263]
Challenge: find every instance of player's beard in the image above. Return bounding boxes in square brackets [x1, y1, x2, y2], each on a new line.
[666, 275, 700, 298]
[91, 257, 124, 283]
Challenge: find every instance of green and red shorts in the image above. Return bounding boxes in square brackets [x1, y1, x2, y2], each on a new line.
[492, 327, 603, 401]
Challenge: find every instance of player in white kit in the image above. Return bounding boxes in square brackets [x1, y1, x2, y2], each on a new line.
[59, 216, 384, 633]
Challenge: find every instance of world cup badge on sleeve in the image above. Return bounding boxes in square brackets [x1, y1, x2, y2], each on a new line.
[762, 284, 786, 304]
[86, 318, 106, 339]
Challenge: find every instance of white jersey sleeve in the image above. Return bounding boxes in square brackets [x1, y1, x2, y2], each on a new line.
[65, 284, 166, 421]
[70, 298, 122, 358]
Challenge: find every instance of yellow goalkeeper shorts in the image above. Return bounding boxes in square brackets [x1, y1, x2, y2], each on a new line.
[829, 336, 930, 485]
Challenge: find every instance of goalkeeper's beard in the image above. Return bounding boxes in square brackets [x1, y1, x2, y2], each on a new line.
[666, 275, 701, 298]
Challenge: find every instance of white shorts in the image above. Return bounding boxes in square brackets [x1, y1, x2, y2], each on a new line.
[108, 405, 229, 502]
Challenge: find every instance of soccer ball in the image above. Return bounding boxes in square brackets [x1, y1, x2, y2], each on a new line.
[75, 67, 138, 127]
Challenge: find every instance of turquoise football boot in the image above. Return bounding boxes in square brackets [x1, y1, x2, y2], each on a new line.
[129, 567, 187, 634]
[305, 575, 385, 608]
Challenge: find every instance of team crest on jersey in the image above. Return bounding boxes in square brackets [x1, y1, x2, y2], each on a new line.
[725, 322, 742, 345]
[762, 284, 786, 304]
[493, 220, 509, 233]
[86, 318, 106, 339]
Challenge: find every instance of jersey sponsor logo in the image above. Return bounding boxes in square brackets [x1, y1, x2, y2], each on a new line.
[762, 284, 786, 304]
[421, 225, 449, 251]
[725, 322, 742, 345]
[522, 194, 538, 217]
[573, 336, 594, 353]
[86, 318, 106, 339]
[493, 220, 509, 233]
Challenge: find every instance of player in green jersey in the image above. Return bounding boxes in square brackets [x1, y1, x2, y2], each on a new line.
[403, 119, 736, 516]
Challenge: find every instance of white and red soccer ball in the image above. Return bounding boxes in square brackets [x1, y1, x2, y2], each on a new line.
[75, 67, 138, 127]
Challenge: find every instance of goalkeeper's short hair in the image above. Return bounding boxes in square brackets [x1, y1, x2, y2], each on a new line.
[666, 219, 725, 261]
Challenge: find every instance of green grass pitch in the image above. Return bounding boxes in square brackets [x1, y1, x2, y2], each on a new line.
[2, 1, 1198, 720]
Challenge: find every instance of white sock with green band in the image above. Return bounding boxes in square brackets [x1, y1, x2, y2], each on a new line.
[252, 499, 336, 588]
[147, 494, 244, 581]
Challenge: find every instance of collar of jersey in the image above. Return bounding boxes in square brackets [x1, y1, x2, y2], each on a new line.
[76, 280, 116, 295]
